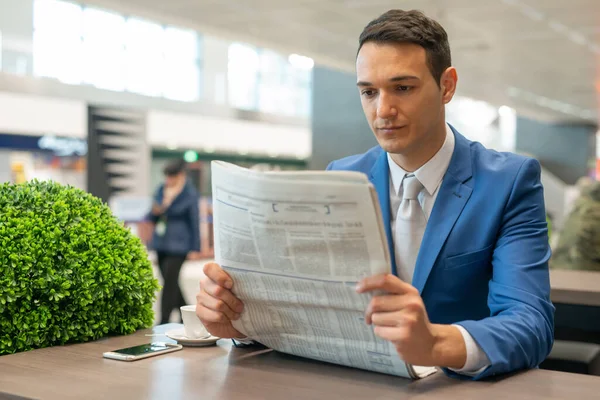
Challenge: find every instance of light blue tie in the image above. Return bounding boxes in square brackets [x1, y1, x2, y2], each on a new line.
[394, 174, 426, 282]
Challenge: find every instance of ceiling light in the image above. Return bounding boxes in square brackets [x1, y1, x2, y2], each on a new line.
[288, 54, 314, 70]
[507, 86, 595, 120]
[536, 97, 552, 107]
[549, 21, 568, 34]
[507, 87, 520, 97]
[520, 5, 544, 21]
[569, 32, 587, 45]
[498, 105, 514, 117]
[550, 100, 567, 111]
[448, 97, 497, 127]
[560, 104, 576, 114]
[580, 110, 596, 119]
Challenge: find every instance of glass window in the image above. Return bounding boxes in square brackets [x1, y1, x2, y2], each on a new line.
[257, 50, 284, 114]
[228, 43, 259, 110]
[254, 49, 313, 117]
[287, 56, 313, 117]
[163, 63, 199, 102]
[33, 31, 83, 84]
[33, 0, 83, 84]
[81, 7, 126, 91]
[164, 27, 198, 60]
[288, 64, 313, 117]
[32, 0, 202, 101]
[34, 0, 82, 34]
[163, 27, 200, 102]
[124, 18, 164, 97]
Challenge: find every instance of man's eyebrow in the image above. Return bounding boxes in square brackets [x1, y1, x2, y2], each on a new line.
[356, 75, 420, 87]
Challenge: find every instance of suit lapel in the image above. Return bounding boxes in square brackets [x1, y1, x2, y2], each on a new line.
[369, 151, 398, 276]
[412, 129, 474, 293]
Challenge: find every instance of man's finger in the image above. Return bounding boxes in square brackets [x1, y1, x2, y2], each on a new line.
[371, 310, 418, 328]
[373, 325, 409, 343]
[355, 273, 415, 295]
[365, 295, 422, 323]
[370, 311, 404, 327]
[196, 303, 229, 324]
[203, 262, 233, 289]
[202, 278, 244, 314]
[198, 291, 241, 321]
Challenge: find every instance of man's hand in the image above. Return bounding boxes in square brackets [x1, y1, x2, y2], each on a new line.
[356, 273, 466, 368]
[151, 202, 165, 216]
[196, 263, 245, 339]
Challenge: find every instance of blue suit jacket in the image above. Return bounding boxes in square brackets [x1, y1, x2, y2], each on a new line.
[149, 180, 201, 255]
[327, 127, 554, 380]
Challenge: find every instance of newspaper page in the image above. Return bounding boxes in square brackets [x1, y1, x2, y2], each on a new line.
[211, 161, 436, 379]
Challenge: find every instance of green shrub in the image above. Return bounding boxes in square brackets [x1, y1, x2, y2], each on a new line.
[0, 180, 160, 355]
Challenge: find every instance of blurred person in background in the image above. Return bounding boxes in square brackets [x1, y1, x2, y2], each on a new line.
[149, 158, 200, 324]
[551, 177, 600, 271]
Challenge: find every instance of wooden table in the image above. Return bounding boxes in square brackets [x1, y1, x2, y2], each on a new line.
[550, 269, 600, 307]
[1, 324, 600, 400]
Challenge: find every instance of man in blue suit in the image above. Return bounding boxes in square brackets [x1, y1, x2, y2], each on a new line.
[195, 9, 554, 380]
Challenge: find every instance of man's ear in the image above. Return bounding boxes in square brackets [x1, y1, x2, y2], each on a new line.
[440, 67, 458, 104]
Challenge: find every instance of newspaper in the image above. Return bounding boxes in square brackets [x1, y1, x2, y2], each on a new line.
[211, 161, 437, 379]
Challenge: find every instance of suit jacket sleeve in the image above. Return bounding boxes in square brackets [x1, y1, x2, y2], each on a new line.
[447, 158, 555, 380]
[189, 194, 201, 252]
[147, 187, 163, 223]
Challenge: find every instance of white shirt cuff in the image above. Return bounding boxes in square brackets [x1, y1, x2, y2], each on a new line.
[449, 324, 490, 376]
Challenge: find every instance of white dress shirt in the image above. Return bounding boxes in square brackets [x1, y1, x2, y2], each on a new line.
[387, 124, 490, 375]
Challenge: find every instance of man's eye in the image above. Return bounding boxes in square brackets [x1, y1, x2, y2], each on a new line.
[398, 86, 411, 92]
[362, 90, 376, 97]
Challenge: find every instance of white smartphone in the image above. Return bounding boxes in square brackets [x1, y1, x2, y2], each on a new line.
[103, 342, 183, 361]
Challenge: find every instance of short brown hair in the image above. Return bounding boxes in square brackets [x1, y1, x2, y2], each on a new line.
[358, 10, 451, 86]
[163, 158, 187, 177]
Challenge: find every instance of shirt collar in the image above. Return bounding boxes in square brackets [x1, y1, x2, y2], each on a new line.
[387, 124, 456, 196]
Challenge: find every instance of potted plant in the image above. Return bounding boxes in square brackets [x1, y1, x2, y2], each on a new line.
[0, 181, 160, 355]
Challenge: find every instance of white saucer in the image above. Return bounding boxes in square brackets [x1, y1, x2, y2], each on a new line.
[166, 328, 220, 347]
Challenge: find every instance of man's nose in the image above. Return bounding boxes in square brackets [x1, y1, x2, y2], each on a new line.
[376, 92, 398, 119]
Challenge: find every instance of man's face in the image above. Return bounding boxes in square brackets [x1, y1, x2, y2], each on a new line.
[356, 42, 451, 156]
[165, 172, 184, 188]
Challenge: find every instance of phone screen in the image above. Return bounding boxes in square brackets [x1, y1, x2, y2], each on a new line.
[113, 342, 174, 356]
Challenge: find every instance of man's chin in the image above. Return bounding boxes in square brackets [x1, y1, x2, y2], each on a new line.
[377, 139, 410, 155]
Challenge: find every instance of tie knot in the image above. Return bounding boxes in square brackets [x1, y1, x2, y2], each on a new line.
[402, 175, 423, 200]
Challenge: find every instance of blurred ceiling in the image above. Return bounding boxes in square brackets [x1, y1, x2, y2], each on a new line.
[86, 0, 600, 124]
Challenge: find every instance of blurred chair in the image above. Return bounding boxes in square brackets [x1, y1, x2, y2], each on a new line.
[541, 340, 600, 375]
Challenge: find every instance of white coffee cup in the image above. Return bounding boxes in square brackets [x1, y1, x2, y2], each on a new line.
[180, 305, 210, 339]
